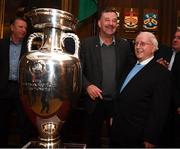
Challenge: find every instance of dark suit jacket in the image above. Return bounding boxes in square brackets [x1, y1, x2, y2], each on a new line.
[155, 44, 180, 108]
[111, 59, 172, 146]
[172, 53, 180, 107]
[155, 44, 173, 62]
[80, 36, 133, 113]
[0, 37, 27, 98]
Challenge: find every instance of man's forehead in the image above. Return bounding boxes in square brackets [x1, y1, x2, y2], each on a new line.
[175, 31, 180, 35]
[14, 19, 26, 24]
[136, 34, 148, 40]
[102, 12, 117, 17]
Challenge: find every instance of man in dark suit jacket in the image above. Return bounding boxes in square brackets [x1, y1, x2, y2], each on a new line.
[80, 7, 133, 147]
[155, 28, 180, 147]
[155, 28, 180, 73]
[173, 52, 180, 107]
[0, 16, 34, 147]
[110, 32, 172, 148]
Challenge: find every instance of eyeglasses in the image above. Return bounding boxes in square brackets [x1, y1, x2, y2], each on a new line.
[173, 36, 180, 40]
[134, 41, 152, 47]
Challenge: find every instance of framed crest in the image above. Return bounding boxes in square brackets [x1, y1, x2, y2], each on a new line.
[123, 8, 139, 32]
[143, 9, 158, 31]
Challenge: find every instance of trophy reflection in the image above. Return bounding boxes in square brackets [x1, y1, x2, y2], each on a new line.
[19, 8, 82, 148]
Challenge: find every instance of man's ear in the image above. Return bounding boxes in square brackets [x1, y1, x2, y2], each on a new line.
[98, 20, 101, 28]
[10, 24, 14, 32]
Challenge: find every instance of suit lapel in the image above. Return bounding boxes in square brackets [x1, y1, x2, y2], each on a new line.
[114, 38, 120, 83]
[120, 59, 155, 93]
[94, 37, 102, 65]
[118, 62, 135, 91]
[93, 36, 103, 78]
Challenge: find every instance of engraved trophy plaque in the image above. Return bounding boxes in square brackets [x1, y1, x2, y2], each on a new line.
[19, 8, 82, 148]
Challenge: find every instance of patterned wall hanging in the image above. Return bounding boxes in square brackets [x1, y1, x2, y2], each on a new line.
[113, 7, 121, 27]
[123, 8, 139, 32]
[143, 9, 158, 31]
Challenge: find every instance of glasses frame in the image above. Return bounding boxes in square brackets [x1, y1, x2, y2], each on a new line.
[134, 41, 152, 47]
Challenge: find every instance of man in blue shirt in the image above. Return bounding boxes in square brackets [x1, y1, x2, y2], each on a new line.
[0, 16, 35, 147]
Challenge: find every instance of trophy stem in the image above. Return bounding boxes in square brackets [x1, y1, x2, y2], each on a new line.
[22, 137, 63, 148]
[38, 136, 62, 148]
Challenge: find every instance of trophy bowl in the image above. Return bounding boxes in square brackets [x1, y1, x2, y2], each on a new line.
[19, 8, 82, 148]
[25, 8, 78, 31]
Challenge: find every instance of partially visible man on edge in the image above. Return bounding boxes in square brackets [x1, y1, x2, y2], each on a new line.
[155, 27, 180, 147]
[0, 16, 35, 147]
[156, 27, 180, 71]
[80, 7, 133, 147]
[110, 32, 172, 148]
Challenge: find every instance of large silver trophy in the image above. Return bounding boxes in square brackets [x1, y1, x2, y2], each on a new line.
[19, 8, 82, 148]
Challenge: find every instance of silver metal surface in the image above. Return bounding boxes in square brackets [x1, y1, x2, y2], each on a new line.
[22, 141, 86, 148]
[25, 8, 78, 31]
[19, 8, 81, 148]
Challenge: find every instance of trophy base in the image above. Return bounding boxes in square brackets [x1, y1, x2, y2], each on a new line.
[22, 140, 62, 148]
[22, 141, 86, 148]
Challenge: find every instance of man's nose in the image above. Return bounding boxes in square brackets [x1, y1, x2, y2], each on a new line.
[109, 20, 115, 25]
[22, 27, 27, 32]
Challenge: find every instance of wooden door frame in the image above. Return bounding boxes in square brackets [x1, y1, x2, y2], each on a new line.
[0, 0, 5, 38]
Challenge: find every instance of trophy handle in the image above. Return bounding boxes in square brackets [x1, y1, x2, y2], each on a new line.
[27, 32, 44, 52]
[61, 33, 80, 58]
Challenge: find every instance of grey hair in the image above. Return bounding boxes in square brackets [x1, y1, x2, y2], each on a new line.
[177, 26, 180, 32]
[137, 31, 158, 50]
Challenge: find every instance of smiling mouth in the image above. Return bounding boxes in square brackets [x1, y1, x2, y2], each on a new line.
[136, 49, 143, 53]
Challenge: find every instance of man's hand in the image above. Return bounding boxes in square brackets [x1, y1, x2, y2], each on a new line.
[177, 107, 180, 115]
[86, 84, 103, 100]
[156, 58, 169, 68]
[144, 141, 155, 148]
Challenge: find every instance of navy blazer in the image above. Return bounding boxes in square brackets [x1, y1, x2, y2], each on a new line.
[172, 52, 180, 89]
[155, 44, 173, 62]
[0, 37, 27, 98]
[155, 44, 180, 107]
[171, 52, 180, 108]
[80, 36, 133, 113]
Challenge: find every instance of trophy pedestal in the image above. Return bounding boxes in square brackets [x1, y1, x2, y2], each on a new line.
[22, 140, 61, 148]
[22, 141, 86, 148]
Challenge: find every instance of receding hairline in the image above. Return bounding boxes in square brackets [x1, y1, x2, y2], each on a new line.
[10, 16, 27, 25]
[177, 26, 180, 32]
[98, 7, 118, 20]
[136, 31, 158, 50]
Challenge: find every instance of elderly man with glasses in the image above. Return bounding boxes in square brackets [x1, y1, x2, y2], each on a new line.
[110, 32, 172, 148]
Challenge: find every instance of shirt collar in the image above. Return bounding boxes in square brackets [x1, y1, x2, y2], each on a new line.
[10, 38, 22, 45]
[99, 36, 115, 46]
[137, 56, 154, 65]
[172, 48, 178, 53]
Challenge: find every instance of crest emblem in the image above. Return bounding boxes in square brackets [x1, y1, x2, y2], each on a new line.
[124, 8, 138, 32]
[41, 122, 57, 135]
[143, 9, 158, 30]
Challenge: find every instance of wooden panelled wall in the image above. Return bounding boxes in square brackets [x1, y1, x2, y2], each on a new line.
[73, 0, 180, 46]
[2, 0, 61, 37]
[1, 0, 180, 46]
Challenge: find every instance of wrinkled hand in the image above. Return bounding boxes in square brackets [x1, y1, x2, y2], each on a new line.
[177, 107, 180, 115]
[86, 84, 103, 100]
[156, 58, 169, 68]
[144, 141, 155, 148]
